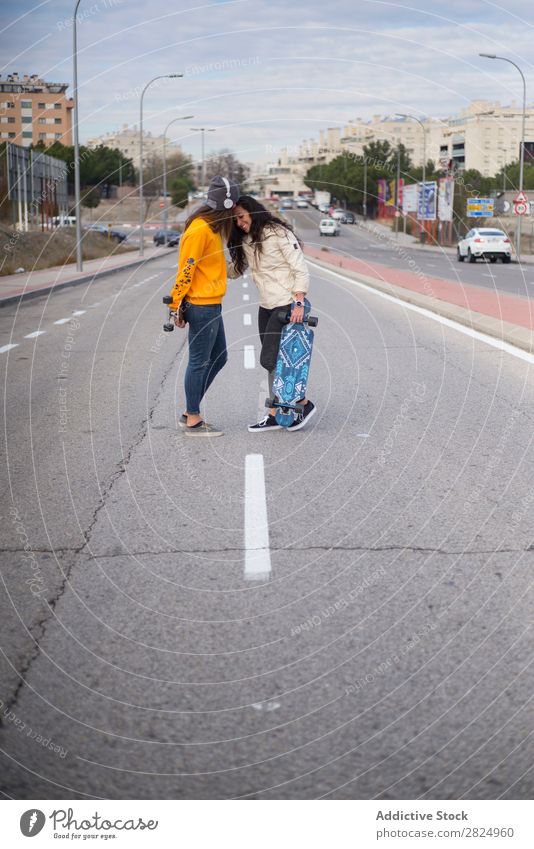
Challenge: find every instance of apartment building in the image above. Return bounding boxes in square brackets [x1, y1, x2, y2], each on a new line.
[0, 73, 74, 147]
[285, 101, 534, 180]
[85, 124, 167, 169]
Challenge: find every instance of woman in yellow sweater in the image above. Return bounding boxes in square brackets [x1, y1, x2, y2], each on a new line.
[167, 176, 239, 437]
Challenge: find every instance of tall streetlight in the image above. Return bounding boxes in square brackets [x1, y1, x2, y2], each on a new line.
[480, 53, 527, 263]
[73, 0, 84, 271]
[139, 74, 182, 257]
[162, 114, 194, 243]
[190, 127, 216, 193]
[396, 113, 427, 243]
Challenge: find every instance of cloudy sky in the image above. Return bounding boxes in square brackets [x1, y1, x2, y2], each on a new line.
[1, 0, 533, 164]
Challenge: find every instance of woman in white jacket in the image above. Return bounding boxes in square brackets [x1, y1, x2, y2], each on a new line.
[229, 196, 316, 432]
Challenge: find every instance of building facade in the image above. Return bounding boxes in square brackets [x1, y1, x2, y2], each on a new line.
[276, 100, 534, 187]
[0, 73, 74, 148]
[85, 124, 167, 169]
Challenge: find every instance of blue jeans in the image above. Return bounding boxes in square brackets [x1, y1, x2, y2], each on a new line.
[182, 302, 227, 415]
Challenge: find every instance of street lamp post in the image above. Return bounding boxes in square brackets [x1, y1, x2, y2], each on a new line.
[191, 128, 216, 193]
[480, 53, 527, 264]
[162, 114, 194, 244]
[73, 0, 84, 271]
[139, 74, 182, 257]
[397, 114, 426, 243]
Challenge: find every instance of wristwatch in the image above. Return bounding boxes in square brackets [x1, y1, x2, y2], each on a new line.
[294, 300, 304, 307]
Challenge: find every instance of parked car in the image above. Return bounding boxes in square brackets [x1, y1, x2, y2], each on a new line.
[296, 199, 308, 208]
[319, 218, 340, 237]
[84, 223, 127, 242]
[341, 211, 356, 224]
[331, 208, 346, 221]
[52, 215, 77, 227]
[153, 229, 181, 246]
[457, 227, 512, 263]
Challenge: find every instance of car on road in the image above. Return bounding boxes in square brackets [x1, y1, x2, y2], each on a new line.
[319, 218, 340, 237]
[296, 199, 308, 208]
[340, 211, 356, 224]
[457, 228, 512, 263]
[84, 223, 127, 243]
[153, 229, 181, 247]
[280, 199, 294, 210]
[331, 208, 346, 221]
[318, 203, 330, 214]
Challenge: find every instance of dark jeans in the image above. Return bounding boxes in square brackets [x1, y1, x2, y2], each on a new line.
[258, 304, 291, 401]
[182, 302, 227, 415]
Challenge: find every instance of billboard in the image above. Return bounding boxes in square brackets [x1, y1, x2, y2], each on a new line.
[417, 181, 437, 221]
[402, 183, 418, 213]
[438, 176, 454, 222]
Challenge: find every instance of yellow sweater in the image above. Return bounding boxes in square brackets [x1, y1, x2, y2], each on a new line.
[168, 217, 227, 308]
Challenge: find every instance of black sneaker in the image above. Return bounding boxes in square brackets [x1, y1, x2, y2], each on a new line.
[288, 401, 316, 431]
[248, 414, 282, 433]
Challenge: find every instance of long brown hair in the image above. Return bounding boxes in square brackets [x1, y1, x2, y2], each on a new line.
[228, 195, 301, 276]
[185, 204, 234, 242]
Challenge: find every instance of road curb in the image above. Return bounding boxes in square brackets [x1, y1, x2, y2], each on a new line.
[0, 252, 164, 309]
[306, 253, 534, 355]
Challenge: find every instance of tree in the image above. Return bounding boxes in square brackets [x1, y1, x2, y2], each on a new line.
[80, 186, 101, 209]
[204, 150, 250, 188]
[32, 141, 134, 193]
[170, 175, 195, 207]
[141, 149, 194, 197]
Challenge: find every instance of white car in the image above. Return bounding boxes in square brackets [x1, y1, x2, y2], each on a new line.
[319, 218, 340, 237]
[318, 203, 330, 214]
[331, 208, 346, 221]
[296, 199, 308, 208]
[457, 228, 512, 263]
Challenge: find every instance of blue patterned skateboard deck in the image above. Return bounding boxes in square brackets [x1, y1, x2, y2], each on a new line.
[271, 299, 317, 428]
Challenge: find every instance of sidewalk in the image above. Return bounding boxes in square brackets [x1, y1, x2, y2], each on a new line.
[305, 245, 534, 354]
[0, 246, 166, 308]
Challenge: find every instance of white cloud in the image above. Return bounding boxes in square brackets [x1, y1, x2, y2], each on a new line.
[2, 0, 533, 161]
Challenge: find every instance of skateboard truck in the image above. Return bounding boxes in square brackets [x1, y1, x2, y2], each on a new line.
[162, 295, 176, 332]
[265, 398, 305, 414]
[277, 308, 318, 328]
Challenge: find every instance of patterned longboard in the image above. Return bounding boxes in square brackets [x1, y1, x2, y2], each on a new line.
[271, 299, 317, 428]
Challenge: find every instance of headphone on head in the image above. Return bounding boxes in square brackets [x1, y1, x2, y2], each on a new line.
[222, 177, 234, 209]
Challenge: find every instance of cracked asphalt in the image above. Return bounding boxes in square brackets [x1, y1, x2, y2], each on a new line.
[1, 247, 533, 799]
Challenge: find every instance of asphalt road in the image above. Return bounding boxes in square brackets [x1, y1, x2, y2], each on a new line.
[289, 206, 534, 300]
[1, 248, 533, 800]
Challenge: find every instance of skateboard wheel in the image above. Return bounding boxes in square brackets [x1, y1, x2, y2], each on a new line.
[308, 316, 318, 327]
[277, 310, 289, 323]
[162, 295, 172, 305]
[265, 398, 273, 408]
[163, 323, 174, 332]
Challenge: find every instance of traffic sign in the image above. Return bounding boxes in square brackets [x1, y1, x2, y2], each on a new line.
[514, 201, 528, 216]
[514, 190, 528, 204]
[467, 198, 494, 218]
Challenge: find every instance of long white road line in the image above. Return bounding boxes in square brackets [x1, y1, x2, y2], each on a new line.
[244, 454, 271, 581]
[308, 260, 534, 367]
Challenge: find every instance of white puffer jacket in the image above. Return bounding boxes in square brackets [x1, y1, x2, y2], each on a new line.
[231, 223, 309, 309]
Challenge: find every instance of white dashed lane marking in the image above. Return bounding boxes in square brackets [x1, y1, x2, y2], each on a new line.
[244, 453, 271, 581]
[243, 294, 250, 301]
[243, 314, 252, 326]
[72, 310, 86, 316]
[0, 343, 18, 353]
[244, 345, 255, 369]
[53, 317, 72, 325]
[24, 331, 46, 339]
